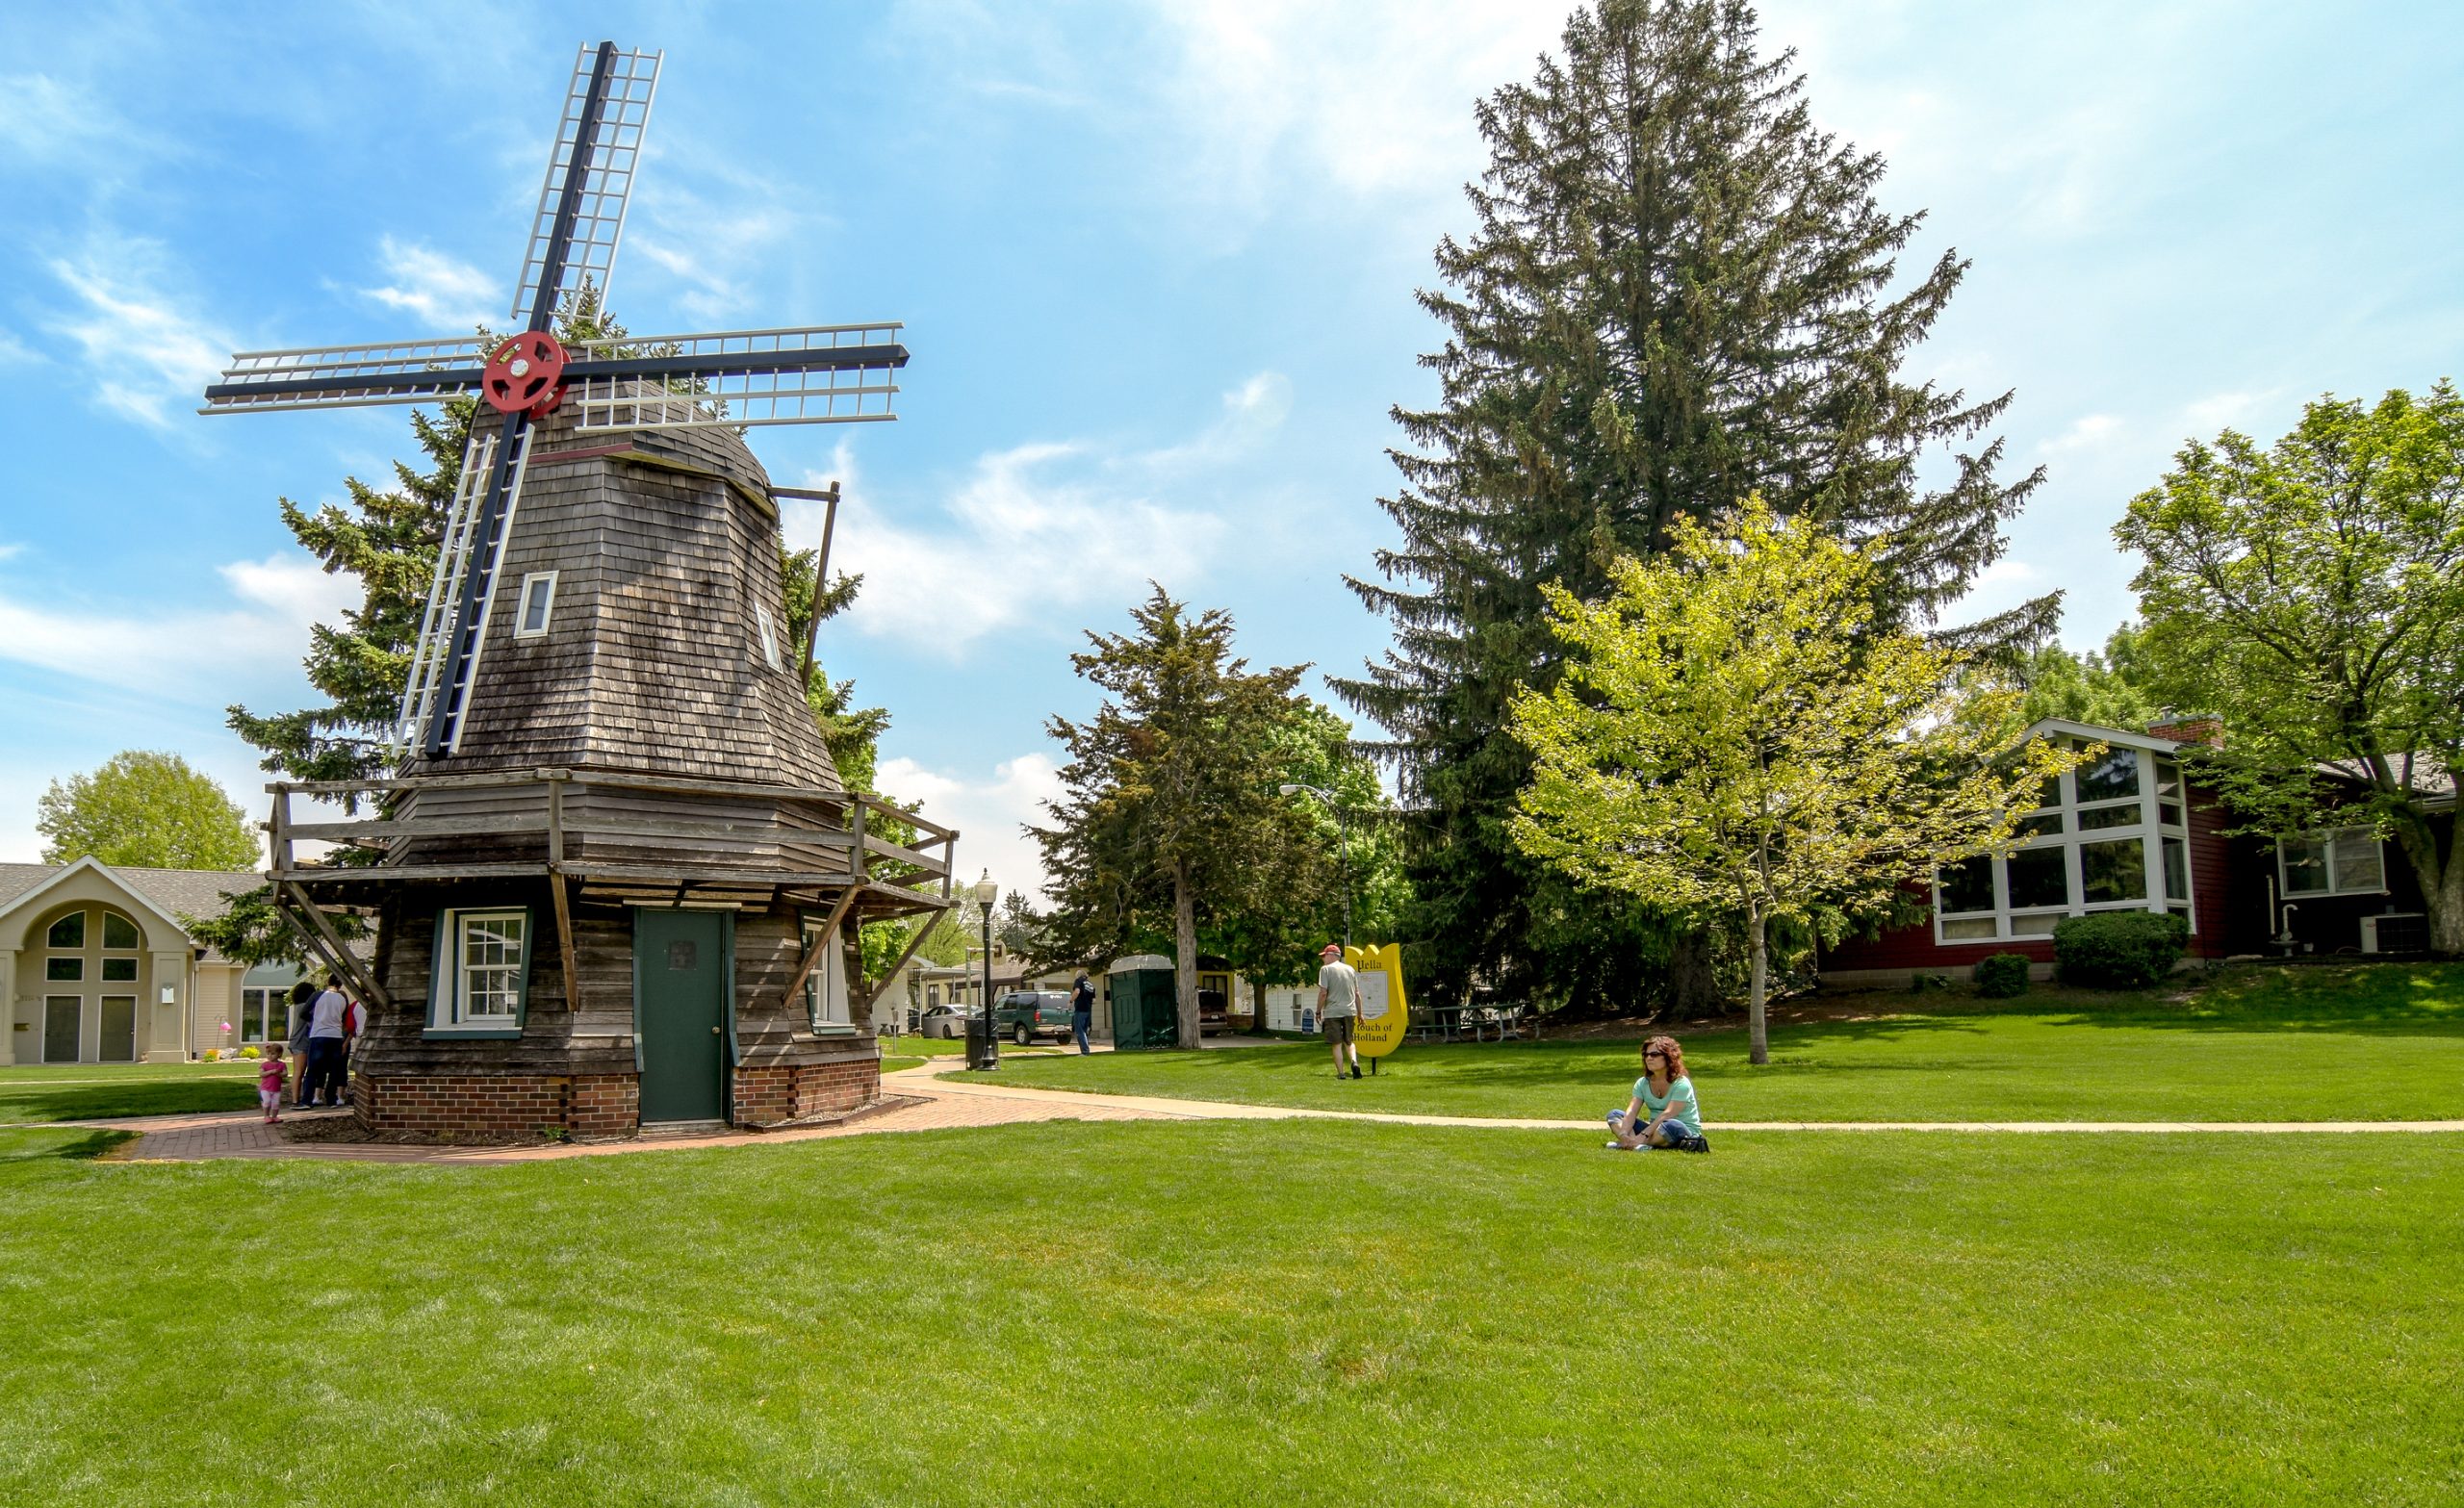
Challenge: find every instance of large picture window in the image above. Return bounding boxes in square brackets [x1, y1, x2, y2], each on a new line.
[1930, 735, 2196, 945]
[436, 908, 528, 1030]
[2279, 829, 2385, 898]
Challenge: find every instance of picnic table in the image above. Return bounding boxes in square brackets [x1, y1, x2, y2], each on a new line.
[1409, 1005, 1527, 1044]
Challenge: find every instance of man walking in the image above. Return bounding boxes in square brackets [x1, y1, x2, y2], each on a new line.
[305, 974, 351, 1110]
[1070, 970, 1096, 1056]
[1316, 943, 1361, 1081]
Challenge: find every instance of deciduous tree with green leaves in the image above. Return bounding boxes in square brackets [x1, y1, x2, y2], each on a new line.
[37, 751, 260, 871]
[1031, 588, 1322, 1046]
[2117, 382, 2464, 954]
[1508, 502, 2080, 1061]
[2015, 624, 2165, 730]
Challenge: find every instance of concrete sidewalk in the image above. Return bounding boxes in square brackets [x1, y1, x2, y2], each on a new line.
[913, 1070, 2464, 1134]
[39, 1061, 2464, 1164]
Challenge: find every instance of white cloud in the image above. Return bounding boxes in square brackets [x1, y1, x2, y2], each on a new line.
[2039, 413, 2123, 454]
[1143, 1, 1563, 211]
[0, 543, 22, 562]
[628, 179, 803, 324]
[790, 372, 1288, 654]
[0, 328, 35, 365]
[876, 752, 1065, 900]
[44, 244, 233, 427]
[359, 236, 500, 331]
[0, 549, 353, 697]
[2181, 390, 2275, 434]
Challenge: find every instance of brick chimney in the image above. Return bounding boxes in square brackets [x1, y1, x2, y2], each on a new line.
[2146, 716, 2223, 748]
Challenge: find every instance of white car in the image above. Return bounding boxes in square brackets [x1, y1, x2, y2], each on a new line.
[917, 1004, 981, 1039]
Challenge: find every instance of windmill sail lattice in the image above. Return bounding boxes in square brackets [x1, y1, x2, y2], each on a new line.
[198, 38, 909, 761]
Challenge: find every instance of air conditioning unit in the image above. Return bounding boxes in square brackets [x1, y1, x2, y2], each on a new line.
[2360, 913, 2426, 955]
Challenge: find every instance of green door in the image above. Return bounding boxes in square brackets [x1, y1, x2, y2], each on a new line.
[635, 909, 729, 1124]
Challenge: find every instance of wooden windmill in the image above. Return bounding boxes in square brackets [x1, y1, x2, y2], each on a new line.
[204, 42, 956, 1138]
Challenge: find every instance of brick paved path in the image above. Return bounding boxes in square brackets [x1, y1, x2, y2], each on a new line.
[73, 1066, 1168, 1165]
[47, 1062, 2464, 1165]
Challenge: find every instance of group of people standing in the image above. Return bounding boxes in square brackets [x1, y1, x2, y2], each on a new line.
[256, 974, 364, 1123]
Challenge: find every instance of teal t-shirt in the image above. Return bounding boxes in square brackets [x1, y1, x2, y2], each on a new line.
[1631, 1074, 1701, 1136]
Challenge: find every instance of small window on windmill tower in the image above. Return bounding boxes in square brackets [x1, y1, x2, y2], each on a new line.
[513, 572, 558, 639]
[754, 600, 783, 672]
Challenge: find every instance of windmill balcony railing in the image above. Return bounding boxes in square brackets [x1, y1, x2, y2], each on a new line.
[264, 767, 954, 912]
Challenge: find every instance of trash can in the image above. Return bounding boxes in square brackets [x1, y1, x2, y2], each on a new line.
[1107, 955, 1180, 1049]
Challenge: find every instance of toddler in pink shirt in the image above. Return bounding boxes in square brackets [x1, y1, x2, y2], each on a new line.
[258, 1053, 286, 1124]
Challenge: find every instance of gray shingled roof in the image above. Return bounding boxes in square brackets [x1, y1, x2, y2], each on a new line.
[412, 399, 841, 789]
[0, 862, 263, 960]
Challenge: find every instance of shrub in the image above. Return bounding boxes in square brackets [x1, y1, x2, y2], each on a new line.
[1973, 953, 2033, 998]
[2053, 910, 2189, 988]
[1910, 972, 1953, 994]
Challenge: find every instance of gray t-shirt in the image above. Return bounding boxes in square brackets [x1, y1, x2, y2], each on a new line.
[1317, 961, 1359, 1019]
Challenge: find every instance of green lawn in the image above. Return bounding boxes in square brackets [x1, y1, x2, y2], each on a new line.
[0, 1119, 2455, 1505]
[0, 1061, 258, 1123]
[988, 963, 2464, 1122]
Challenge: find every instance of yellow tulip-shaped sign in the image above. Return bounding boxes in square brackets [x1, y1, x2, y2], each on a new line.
[1347, 943, 1408, 1059]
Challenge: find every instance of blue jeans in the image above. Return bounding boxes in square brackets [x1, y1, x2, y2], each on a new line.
[1072, 1010, 1092, 1054]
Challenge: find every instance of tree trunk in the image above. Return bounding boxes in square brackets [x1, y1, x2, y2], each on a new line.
[1746, 905, 1769, 1066]
[1668, 926, 1720, 1019]
[1172, 856, 1200, 1048]
[1249, 977, 1268, 1035]
[2383, 814, 2462, 957]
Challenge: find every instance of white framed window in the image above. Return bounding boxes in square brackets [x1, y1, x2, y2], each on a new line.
[241, 985, 289, 1044]
[438, 908, 527, 1029]
[802, 917, 852, 1031]
[1932, 741, 2198, 944]
[2278, 828, 2385, 898]
[514, 572, 559, 638]
[755, 601, 783, 672]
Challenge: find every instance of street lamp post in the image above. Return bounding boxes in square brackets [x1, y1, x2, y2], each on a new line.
[969, 869, 1000, 1071]
[1278, 783, 1350, 949]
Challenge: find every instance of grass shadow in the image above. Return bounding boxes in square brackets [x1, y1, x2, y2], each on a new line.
[0, 1127, 139, 1163]
[0, 1080, 257, 1124]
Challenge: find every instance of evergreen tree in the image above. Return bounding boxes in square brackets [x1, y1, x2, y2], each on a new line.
[1031, 588, 1322, 1046]
[1336, 0, 2046, 1013]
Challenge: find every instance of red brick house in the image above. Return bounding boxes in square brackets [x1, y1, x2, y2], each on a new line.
[1819, 717, 2438, 985]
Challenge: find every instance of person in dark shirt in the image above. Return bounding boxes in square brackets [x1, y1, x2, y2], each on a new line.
[1069, 971, 1096, 1055]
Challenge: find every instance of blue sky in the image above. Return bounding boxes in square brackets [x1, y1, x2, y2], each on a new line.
[2, 1, 2459, 893]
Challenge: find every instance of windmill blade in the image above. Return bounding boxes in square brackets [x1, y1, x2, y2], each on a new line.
[391, 422, 504, 758]
[508, 42, 662, 325]
[569, 323, 907, 430]
[199, 336, 489, 415]
[393, 419, 539, 759]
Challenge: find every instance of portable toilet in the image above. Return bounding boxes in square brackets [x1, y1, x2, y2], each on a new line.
[1107, 955, 1180, 1048]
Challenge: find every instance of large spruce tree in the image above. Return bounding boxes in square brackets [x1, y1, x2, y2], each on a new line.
[1337, 0, 2049, 1012]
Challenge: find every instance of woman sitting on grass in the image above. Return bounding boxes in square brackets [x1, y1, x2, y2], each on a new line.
[1606, 1035, 1709, 1153]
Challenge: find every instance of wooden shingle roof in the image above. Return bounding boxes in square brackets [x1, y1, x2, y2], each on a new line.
[419, 400, 841, 791]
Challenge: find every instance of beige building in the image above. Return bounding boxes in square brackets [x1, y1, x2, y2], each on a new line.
[2, 857, 297, 1064]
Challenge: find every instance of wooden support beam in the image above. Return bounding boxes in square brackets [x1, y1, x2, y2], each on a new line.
[778, 884, 864, 1012]
[861, 914, 940, 1012]
[550, 873, 582, 1015]
[788, 479, 841, 693]
[277, 880, 393, 1012]
[277, 862, 550, 883]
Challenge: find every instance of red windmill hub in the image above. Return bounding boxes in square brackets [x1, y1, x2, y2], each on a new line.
[481, 330, 570, 418]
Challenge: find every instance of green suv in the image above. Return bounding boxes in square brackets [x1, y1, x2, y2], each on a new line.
[990, 989, 1076, 1046]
